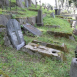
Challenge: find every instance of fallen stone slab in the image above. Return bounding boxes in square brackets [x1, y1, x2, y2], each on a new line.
[23, 23, 42, 36]
[32, 40, 68, 53]
[24, 42, 64, 61]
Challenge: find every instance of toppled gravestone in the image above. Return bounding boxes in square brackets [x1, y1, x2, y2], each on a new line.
[6, 19, 25, 50]
[23, 23, 42, 36]
[0, 15, 8, 26]
[22, 40, 67, 61]
[70, 58, 77, 77]
[36, 10, 43, 26]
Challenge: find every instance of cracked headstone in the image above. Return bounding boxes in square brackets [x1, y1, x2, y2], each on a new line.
[6, 19, 25, 50]
[23, 23, 42, 36]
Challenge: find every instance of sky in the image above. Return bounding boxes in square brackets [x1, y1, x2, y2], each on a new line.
[37, 0, 55, 6]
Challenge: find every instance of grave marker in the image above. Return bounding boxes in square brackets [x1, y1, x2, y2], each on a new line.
[23, 23, 42, 36]
[6, 19, 25, 50]
[36, 10, 43, 26]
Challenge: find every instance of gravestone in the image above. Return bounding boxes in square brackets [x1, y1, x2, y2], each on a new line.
[0, 15, 8, 26]
[36, 10, 43, 26]
[55, 9, 61, 15]
[25, 0, 28, 8]
[23, 23, 42, 36]
[17, 0, 24, 8]
[73, 29, 77, 36]
[6, 19, 25, 50]
[70, 58, 77, 77]
[55, 9, 58, 15]
[72, 21, 76, 28]
[50, 12, 55, 18]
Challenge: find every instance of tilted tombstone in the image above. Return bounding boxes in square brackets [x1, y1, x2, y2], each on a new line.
[6, 19, 25, 50]
[23, 23, 42, 36]
[36, 10, 43, 26]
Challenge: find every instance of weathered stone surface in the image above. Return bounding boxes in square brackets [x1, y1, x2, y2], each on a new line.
[3, 29, 13, 48]
[72, 21, 77, 28]
[6, 19, 25, 50]
[36, 10, 43, 26]
[17, 0, 24, 8]
[0, 15, 8, 26]
[50, 12, 55, 18]
[70, 58, 77, 77]
[16, 17, 27, 25]
[0, 28, 5, 32]
[73, 29, 77, 36]
[27, 17, 36, 25]
[23, 23, 42, 36]
[25, 0, 31, 7]
[0, 0, 9, 8]
[24, 42, 64, 61]
[32, 40, 68, 53]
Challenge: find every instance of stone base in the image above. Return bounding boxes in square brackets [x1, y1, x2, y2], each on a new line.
[36, 23, 43, 26]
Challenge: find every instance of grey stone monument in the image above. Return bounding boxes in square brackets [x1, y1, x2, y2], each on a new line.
[36, 10, 43, 26]
[6, 19, 25, 50]
[55, 9, 61, 15]
[70, 58, 77, 77]
[50, 12, 55, 18]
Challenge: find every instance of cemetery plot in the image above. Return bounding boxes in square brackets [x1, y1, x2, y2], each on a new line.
[23, 41, 65, 61]
[23, 23, 42, 36]
[47, 31, 73, 38]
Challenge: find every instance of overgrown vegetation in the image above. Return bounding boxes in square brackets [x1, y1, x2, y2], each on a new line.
[0, 2, 77, 77]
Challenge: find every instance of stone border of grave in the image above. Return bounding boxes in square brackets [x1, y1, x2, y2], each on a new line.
[47, 31, 75, 41]
[21, 41, 66, 61]
[45, 25, 60, 28]
[32, 40, 68, 53]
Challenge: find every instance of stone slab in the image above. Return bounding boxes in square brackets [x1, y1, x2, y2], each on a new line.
[32, 40, 68, 53]
[24, 42, 64, 61]
[23, 23, 42, 36]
